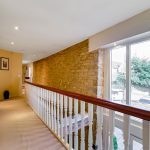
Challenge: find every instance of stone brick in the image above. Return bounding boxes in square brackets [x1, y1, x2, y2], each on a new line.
[33, 40, 104, 97]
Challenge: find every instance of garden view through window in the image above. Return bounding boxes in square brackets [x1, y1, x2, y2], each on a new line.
[111, 40, 150, 111]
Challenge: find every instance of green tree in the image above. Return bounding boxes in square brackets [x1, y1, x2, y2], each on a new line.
[131, 57, 150, 88]
[113, 72, 126, 89]
[115, 57, 150, 89]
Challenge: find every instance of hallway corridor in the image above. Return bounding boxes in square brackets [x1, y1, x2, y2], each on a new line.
[0, 98, 66, 150]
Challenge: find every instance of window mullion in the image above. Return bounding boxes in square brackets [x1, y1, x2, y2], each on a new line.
[126, 44, 131, 105]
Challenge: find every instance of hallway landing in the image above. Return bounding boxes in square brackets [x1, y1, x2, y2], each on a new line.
[0, 98, 66, 150]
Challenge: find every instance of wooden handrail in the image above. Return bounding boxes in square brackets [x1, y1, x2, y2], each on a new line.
[25, 81, 150, 121]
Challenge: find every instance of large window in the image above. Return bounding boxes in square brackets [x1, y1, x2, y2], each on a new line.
[111, 40, 150, 110]
[110, 39, 150, 150]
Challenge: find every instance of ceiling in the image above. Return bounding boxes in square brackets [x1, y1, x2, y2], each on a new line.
[0, 0, 150, 63]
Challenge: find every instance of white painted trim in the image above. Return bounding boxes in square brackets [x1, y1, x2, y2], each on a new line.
[103, 49, 111, 99]
[89, 9, 150, 51]
[126, 44, 131, 105]
[143, 120, 150, 150]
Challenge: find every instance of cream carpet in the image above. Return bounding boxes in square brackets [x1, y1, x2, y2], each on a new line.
[0, 98, 66, 150]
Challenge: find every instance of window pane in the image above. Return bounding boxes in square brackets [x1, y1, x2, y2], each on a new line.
[133, 139, 142, 150]
[131, 40, 150, 110]
[111, 46, 126, 104]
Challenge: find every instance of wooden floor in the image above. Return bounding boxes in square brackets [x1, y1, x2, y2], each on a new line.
[0, 97, 66, 150]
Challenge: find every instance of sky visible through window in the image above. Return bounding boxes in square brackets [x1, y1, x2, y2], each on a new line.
[131, 40, 150, 60]
[112, 40, 150, 61]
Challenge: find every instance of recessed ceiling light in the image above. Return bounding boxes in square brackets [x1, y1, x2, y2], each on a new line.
[10, 42, 14, 45]
[14, 26, 19, 30]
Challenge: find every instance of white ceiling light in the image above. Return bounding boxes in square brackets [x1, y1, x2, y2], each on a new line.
[10, 42, 14, 45]
[14, 26, 19, 30]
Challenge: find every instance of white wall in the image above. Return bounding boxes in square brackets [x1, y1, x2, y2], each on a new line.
[89, 9, 150, 51]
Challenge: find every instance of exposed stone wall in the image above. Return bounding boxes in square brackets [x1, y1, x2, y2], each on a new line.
[33, 40, 104, 97]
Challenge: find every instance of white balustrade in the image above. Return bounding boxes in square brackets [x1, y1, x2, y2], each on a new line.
[25, 82, 150, 150]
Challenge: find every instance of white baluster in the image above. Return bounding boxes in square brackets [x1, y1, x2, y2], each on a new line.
[41, 89, 44, 121]
[44, 89, 46, 123]
[35, 87, 38, 113]
[48, 91, 51, 128]
[30, 85, 32, 104]
[47, 90, 49, 125]
[54, 92, 57, 133]
[43, 89, 45, 121]
[103, 109, 109, 150]
[123, 114, 130, 150]
[109, 110, 115, 150]
[96, 106, 103, 150]
[34, 86, 36, 111]
[36, 87, 38, 113]
[46, 90, 49, 125]
[45, 89, 47, 123]
[32, 86, 34, 108]
[40, 88, 42, 118]
[41, 88, 44, 120]
[60, 94, 64, 139]
[69, 97, 73, 149]
[51, 92, 54, 130]
[33, 86, 35, 108]
[35, 87, 37, 110]
[34, 86, 36, 110]
[44, 89, 46, 122]
[32, 87, 34, 110]
[81, 101, 85, 150]
[143, 120, 150, 150]
[64, 96, 68, 144]
[29, 85, 31, 104]
[57, 93, 60, 136]
[32, 86, 34, 109]
[88, 103, 93, 150]
[37, 88, 40, 116]
[39, 88, 41, 117]
[74, 99, 78, 150]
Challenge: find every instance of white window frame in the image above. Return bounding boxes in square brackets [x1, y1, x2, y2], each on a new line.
[104, 38, 150, 145]
[110, 38, 150, 105]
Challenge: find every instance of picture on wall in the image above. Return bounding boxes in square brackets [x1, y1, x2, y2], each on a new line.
[0, 57, 9, 70]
